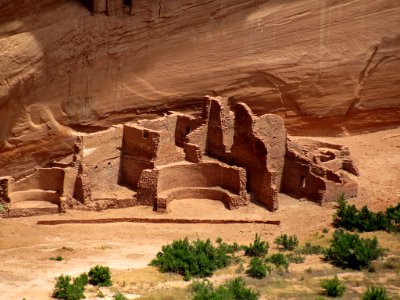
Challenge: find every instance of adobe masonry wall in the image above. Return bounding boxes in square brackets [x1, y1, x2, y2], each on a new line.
[281, 138, 359, 203]
[77, 126, 123, 199]
[6, 168, 65, 205]
[137, 161, 248, 211]
[10, 168, 64, 193]
[121, 117, 185, 188]
[230, 103, 286, 211]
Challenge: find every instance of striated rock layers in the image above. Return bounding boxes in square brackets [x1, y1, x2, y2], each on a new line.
[0, 0, 399, 178]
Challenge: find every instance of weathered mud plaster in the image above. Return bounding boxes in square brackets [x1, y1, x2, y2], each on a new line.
[1, 96, 358, 217]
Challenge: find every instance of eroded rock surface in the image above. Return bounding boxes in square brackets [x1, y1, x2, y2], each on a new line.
[0, 0, 399, 177]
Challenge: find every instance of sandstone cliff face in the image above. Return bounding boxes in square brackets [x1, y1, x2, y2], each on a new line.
[0, 0, 399, 177]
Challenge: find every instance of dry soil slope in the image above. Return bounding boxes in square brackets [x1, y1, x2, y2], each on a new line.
[0, 0, 399, 177]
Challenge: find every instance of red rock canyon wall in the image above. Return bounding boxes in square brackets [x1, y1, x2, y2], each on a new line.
[0, 0, 399, 177]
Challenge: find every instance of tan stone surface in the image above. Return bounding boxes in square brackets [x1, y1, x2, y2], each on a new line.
[1, 0, 399, 177]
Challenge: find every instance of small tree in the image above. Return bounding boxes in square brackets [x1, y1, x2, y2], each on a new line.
[266, 253, 289, 271]
[274, 234, 299, 251]
[88, 265, 112, 287]
[324, 230, 384, 270]
[320, 275, 346, 297]
[53, 273, 88, 300]
[243, 234, 269, 257]
[151, 238, 235, 280]
[246, 257, 269, 279]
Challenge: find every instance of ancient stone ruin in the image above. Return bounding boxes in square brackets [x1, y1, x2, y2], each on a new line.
[0, 96, 358, 217]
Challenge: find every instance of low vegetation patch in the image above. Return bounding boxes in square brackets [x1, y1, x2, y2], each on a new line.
[320, 275, 346, 297]
[246, 257, 270, 279]
[191, 277, 259, 300]
[266, 253, 289, 272]
[361, 286, 390, 300]
[296, 242, 325, 255]
[113, 292, 128, 300]
[53, 273, 88, 300]
[324, 230, 384, 270]
[243, 234, 269, 257]
[88, 265, 112, 287]
[150, 237, 238, 280]
[274, 234, 299, 251]
[333, 195, 400, 232]
[50, 255, 63, 261]
[285, 253, 305, 264]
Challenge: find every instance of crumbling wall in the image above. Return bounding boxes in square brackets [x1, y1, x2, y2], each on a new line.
[230, 103, 284, 211]
[10, 168, 65, 193]
[73, 163, 92, 204]
[281, 138, 358, 203]
[156, 162, 245, 195]
[137, 161, 248, 211]
[78, 126, 123, 198]
[121, 125, 159, 188]
[206, 97, 227, 159]
[137, 169, 159, 206]
[175, 114, 202, 147]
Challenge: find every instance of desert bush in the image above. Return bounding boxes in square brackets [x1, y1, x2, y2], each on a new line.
[333, 195, 400, 232]
[266, 253, 289, 271]
[320, 275, 346, 297]
[151, 238, 235, 280]
[361, 286, 390, 300]
[286, 253, 305, 264]
[191, 277, 259, 300]
[50, 255, 63, 261]
[53, 273, 88, 300]
[246, 257, 269, 279]
[216, 237, 241, 254]
[113, 292, 128, 300]
[324, 230, 384, 270]
[274, 234, 299, 251]
[243, 234, 269, 257]
[88, 265, 112, 287]
[296, 242, 325, 255]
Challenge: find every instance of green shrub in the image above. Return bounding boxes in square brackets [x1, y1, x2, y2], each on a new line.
[320, 275, 346, 297]
[296, 243, 325, 255]
[50, 255, 63, 261]
[361, 286, 390, 300]
[322, 228, 329, 234]
[151, 238, 235, 280]
[274, 234, 299, 251]
[191, 277, 259, 300]
[113, 292, 128, 300]
[333, 195, 400, 232]
[286, 253, 305, 264]
[324, 230, 384, 270]
[88, 265, 112, 287]
[246, 257, 269, 279]
[243, 234, 269, 257]
[52, 273, 88, 300]
[266, 253, 289, 271]
[216, 237, 241, 254]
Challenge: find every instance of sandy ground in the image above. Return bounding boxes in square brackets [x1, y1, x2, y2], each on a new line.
[0, 127, 399, 299]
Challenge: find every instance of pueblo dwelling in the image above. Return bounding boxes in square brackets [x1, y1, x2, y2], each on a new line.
[0, 97, 359, 217]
